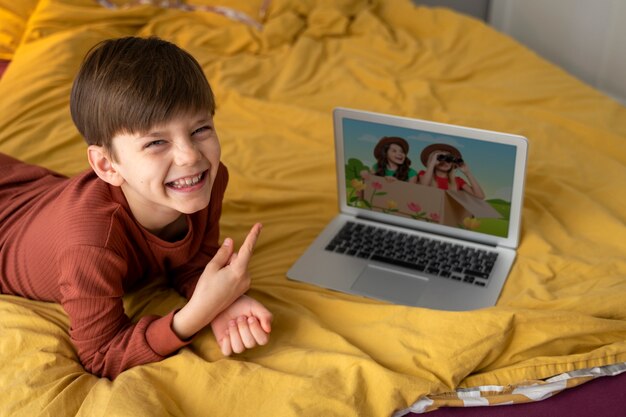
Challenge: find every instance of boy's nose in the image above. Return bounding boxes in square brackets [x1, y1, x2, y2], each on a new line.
[173, 139, 201, 166]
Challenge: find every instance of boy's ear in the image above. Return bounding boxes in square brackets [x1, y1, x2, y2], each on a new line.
[87, 145, 124, 186]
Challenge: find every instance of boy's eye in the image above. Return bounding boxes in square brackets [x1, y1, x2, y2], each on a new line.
[145, 140, 166, 148]
[192, 126, 212, 136]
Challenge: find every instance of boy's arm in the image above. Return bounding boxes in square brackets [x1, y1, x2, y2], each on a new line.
[59, 246, 191, 379]
[170, 163, 228, 299]
[170, 229, 219, 299]
[171, 223, 261, 340]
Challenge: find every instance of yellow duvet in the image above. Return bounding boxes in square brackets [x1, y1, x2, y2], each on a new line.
[1, 1, 625, 416]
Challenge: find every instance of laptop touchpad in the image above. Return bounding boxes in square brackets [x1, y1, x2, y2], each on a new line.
[351, 264, 428, 306]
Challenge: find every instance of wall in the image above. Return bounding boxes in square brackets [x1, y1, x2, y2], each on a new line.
[489, 0, 626, 105]
[413, 0, 490, 21]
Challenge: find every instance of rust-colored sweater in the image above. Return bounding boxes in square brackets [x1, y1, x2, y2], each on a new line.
[0, 154, 227, 379]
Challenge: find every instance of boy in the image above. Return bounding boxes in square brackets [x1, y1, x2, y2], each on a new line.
[0, 37, 272, 379]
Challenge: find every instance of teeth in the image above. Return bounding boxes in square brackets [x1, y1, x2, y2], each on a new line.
[168, 173, 203, 188]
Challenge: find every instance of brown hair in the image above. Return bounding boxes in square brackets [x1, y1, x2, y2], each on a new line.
[419, 143, 462, 167]
[70, 36, 215, 158]
[373, 136, 412, 181]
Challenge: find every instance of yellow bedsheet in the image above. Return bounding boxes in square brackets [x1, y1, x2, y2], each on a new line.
[1, 1, 625, 416]
[0, 0, 39, 59]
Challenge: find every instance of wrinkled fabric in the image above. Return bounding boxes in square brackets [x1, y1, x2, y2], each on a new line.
[0, 1, 625, 416]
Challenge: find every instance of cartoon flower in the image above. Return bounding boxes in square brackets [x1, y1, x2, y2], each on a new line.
[463, 217, 481, 230]
[429, 212, 440, 222]
[407, 202, 428, 220]
[381, 199, 399, 214]
[407, 202, 422, 213]
[372, 181, 383, 190]
[350, 178, 366, 192]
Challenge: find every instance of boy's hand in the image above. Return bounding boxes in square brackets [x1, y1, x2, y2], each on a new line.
[172, 224, 262, 340]
[211, 295, 273, 356]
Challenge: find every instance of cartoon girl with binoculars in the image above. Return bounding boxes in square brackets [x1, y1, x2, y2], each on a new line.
[418, 143, 485, 199]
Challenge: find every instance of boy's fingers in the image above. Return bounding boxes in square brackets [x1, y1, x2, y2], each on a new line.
[248, 316, 270, 346]
[254, 309, 273, 333]
[220, 336, 232, 356]
[228, 320, 245, 354]
[206, 238, 233, 272]
[232, 223, 262, 268]
[237, 316, 257, 349]
[242, 223, 262, 256]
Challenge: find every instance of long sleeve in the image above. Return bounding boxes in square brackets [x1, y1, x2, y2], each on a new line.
[59, 245, 191, 379]
[1, 161, 230, 379]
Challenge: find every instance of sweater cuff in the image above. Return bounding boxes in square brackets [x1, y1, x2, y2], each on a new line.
[145, 310, 194, 357]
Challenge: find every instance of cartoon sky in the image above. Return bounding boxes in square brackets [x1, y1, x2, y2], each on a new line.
[342, 118, 518, 201]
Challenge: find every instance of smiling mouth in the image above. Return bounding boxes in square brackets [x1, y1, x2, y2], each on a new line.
[166, 170, 207, 189]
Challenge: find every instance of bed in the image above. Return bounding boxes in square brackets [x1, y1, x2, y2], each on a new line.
[1, 1, 625, 416]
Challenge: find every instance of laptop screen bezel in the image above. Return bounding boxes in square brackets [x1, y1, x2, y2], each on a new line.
[333, 107, 528, 249]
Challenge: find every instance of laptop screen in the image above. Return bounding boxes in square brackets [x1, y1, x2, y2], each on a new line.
[335, 109, 527, 247]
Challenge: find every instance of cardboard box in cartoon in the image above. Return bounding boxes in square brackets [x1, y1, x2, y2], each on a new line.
[359, 175, 502, 228]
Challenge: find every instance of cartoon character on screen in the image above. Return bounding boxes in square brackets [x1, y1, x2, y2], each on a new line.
[418, 143, 485, 199]
[362, 136, 418, 183]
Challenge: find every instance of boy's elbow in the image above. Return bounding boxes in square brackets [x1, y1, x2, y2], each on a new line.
[72, 341, 114, 379]
[72, 338, 133, 379]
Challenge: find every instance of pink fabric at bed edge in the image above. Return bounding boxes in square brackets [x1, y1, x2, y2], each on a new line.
[0, 60, 9, 78]
[408, 334, 626, 416]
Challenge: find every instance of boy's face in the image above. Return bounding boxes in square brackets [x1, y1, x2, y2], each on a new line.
[108, 110, 221, 232]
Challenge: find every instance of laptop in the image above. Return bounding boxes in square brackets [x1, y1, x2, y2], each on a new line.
[287, 108, 528, 310]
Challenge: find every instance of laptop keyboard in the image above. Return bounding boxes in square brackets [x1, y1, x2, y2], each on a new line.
[324, 221, 498, 288]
